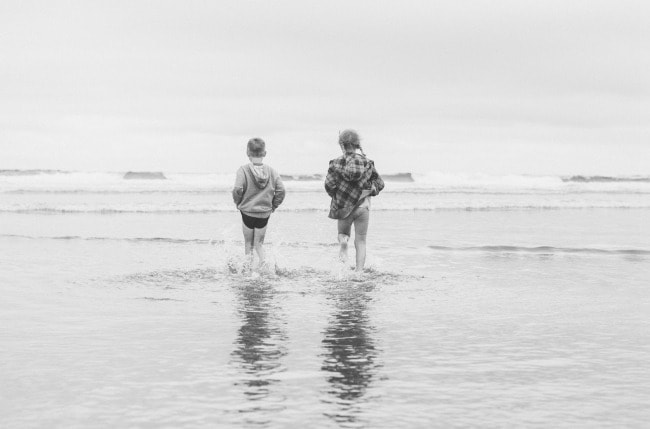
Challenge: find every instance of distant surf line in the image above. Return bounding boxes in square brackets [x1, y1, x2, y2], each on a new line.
[2, 169, 650, 182]
[561, 175, 650, 183]
[428, 245, 650, 256]
[0, 234, 339, 247]
[4, 189, 650, 196]
[1, 205, 650, 214]
[1, 233, 648, 256]
[0, 233, 215, 244]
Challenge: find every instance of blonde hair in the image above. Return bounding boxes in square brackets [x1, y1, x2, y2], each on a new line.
[338, 129, 365, 155]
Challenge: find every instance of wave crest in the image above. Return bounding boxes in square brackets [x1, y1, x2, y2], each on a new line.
[562, 175, 650, 183]
[2, 234, 647, 256]
[428, 245, 650, 255]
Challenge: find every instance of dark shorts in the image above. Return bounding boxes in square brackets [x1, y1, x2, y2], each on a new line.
[337, 206, 369, 237]
[241, 212, 270, 229]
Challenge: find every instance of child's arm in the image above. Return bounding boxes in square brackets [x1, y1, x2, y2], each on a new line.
[324, 160, 338, 197]
[232, 167, 246, 205]
[369, 161, 384, 196]
[272, 174, 285, 211]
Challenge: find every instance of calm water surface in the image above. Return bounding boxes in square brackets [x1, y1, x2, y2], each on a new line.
[1, 209, 649, 428]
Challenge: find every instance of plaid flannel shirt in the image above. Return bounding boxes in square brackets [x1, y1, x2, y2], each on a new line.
[324, 153, 384, 219]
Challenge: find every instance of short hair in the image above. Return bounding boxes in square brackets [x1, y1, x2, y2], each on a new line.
[338, 129, 361, 152]
[247, 138, 266, 157]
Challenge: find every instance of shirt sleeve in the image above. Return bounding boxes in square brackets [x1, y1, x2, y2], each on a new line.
[324, 160, 338, 197]
[272, 172, 286, 210]
[369, 162, 384, 196]
[232, 167, 246, 205]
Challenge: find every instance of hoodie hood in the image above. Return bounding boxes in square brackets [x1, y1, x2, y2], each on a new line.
[248, 164, 270, 189]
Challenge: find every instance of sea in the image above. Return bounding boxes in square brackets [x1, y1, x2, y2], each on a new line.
[1, 169, 649, 428]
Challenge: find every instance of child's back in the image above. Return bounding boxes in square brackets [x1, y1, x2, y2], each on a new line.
[232, 138, 285, 270]
[233, 163, 284, 218]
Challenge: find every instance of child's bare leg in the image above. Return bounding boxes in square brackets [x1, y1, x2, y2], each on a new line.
[253, 225, 268, 267]
[353, 208, 370, 272]
[354, 233, 367, 271]
[242, 224, 255, 268]
[338, 234, 349, 262]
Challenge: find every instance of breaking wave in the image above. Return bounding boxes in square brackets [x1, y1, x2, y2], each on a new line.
[428, 245, 650, 255]
[3, 233, 648, 256]
[1, 170, 648, 212]
[1, 205, 649, 214]
[0, 169, 70, 176]
[562, 175, 650, 183]
[1, 170, 649, 193]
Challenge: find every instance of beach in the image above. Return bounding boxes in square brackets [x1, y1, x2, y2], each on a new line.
[1, 172, 650, 427]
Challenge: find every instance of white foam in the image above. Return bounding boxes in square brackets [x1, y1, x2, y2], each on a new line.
[1, 170, 650, 194]
[1, 170, 649, 213]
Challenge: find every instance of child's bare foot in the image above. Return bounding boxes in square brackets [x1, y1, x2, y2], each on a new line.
[241, 260, 252, 275]
[258, 260, 275, 275]
[350, 270, 365, 282]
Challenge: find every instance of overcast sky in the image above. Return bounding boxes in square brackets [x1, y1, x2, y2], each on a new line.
[1, 0, 647, 174]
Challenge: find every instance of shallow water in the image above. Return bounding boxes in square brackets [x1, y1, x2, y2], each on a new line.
[1, 207, 649, 428]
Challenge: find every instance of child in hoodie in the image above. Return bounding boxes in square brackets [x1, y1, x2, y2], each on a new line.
[325, 129, 384, 272]
[232, 138, 286, 269]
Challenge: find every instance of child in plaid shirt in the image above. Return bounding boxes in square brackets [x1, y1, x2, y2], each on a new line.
[325, 129, 384, 272]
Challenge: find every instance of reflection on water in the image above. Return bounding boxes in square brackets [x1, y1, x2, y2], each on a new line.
[230, 280, 287, 424]
[321, 283, 381, 426]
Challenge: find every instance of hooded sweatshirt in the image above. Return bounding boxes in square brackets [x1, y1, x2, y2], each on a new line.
[232, 163, 285, 218]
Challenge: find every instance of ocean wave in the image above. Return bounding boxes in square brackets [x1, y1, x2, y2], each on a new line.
[1, 170, 649, 190]
[3, 233, 647, 256]
[0, 234, 337, 249]
[4, 188, 650, 196]
[280, 174, 323, 181]
[2, 189, 229, 195]
[0, 169, 70, 176]
[277, 173, 413, 182]
[0, 208, 241, 214]
[0, 234, 218, 244]
[562, 175, 650, 183]
[0, 188, 332, 195]
[1, 205, 650, 214]
[428, 245, 650, 255]
[2, 171, 649, 202]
